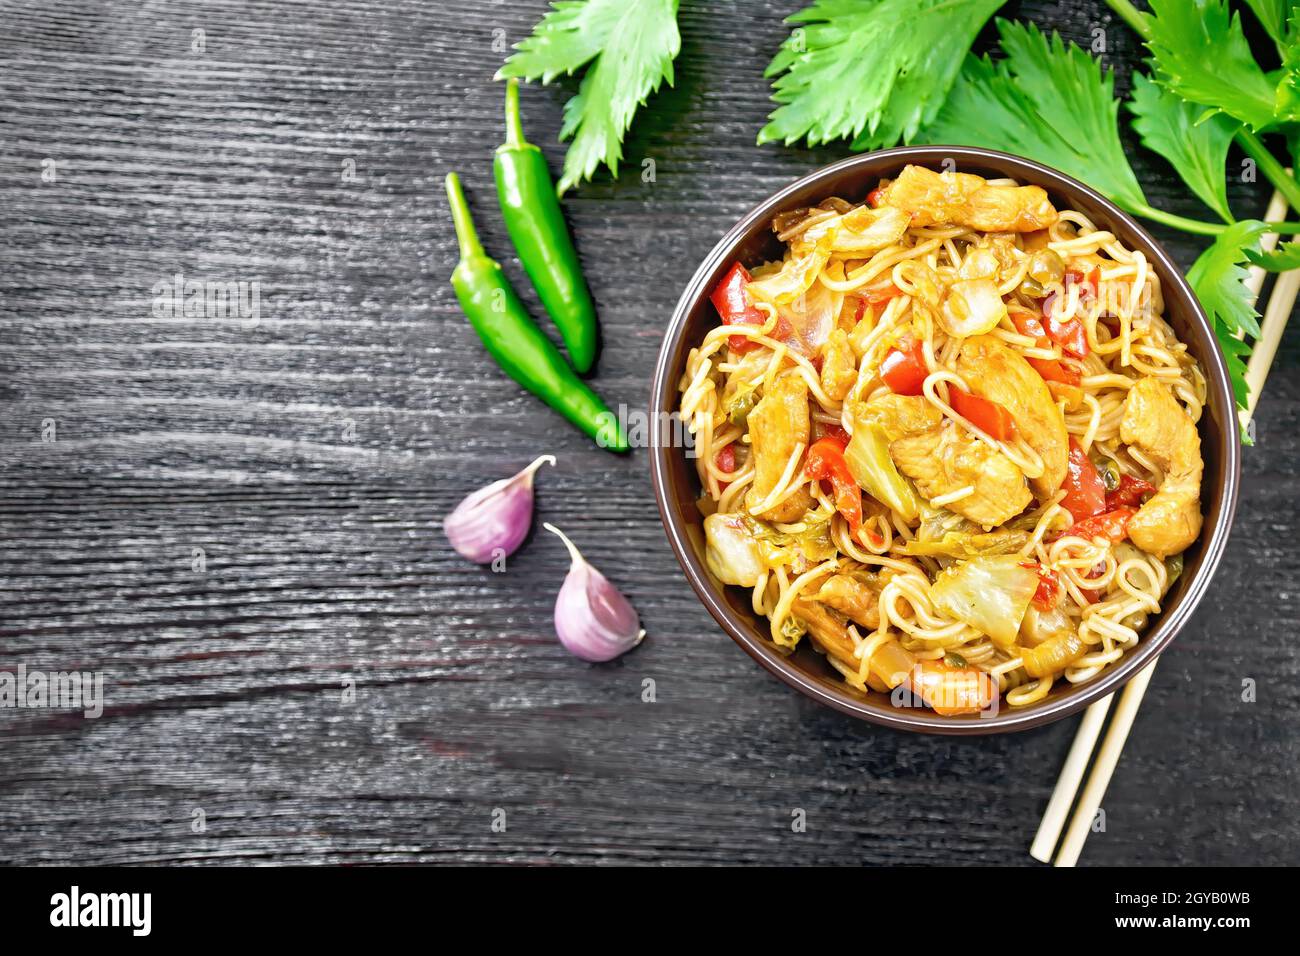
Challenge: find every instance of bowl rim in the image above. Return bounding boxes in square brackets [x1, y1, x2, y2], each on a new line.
[649, 145, 1241, 735]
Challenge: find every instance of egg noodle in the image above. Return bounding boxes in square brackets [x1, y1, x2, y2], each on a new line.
[679, 169, 1205, 714]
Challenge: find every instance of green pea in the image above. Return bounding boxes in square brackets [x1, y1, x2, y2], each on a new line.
[1165, 553, 1184, 587]
[1019, 275, 1045, 298]
[728, 391, 758, 426]
[1120, 611, 1147, 631]
[1093, 456, 1122, 493]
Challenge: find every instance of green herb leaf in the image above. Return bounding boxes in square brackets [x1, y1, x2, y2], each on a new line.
[1277, 9, 1300, 119]
[1146, 0, 1290, 130]
[917, 20, 1147, 215]
[497, 0, 681, 194]
[1216, 326, 1253, 415]
[1186, 220, 1271, 408]
[757, 0, 1007, 149]
[1245, 0, 1295, 52]
[1286, 124, 1300, 169]
[1245, 239, 1300, 271]
[1188, 220, 1267, 340]
[1128, 74, 1238, 223]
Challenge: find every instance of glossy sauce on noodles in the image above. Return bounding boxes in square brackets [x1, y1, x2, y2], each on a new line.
[680, 165, 1205, 716]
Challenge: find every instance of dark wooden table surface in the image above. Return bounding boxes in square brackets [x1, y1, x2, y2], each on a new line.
[1, 0, 1296, 866]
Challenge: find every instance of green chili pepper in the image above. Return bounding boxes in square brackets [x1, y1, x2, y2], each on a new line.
[445, 172, 627, 452]
[494, 79, 599, 374]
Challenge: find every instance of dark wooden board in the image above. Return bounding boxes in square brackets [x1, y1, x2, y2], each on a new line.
[1, 0, 1296, 866]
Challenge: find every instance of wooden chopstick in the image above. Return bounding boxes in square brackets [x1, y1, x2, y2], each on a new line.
[1029, 695, 1111, 861]
[1245, 267, 1300, 420]
[1245, 186, 1292, 302]
[1052, 266, 1298, 865]
[1032, 183, 1296, 865]
[1053, 661, 1158, 865]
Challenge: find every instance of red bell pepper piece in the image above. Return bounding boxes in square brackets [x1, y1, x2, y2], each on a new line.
[866, 186, 887, 208]
[1070, 559, 1107, 603]
[804, 436, 862, 533]
[880, 334, 928, 396]
[1050, 269, 1100, 305]
[1010, 309, 1082, 385]
[1105, 473, 1156, 509]
[715, 442, 735, 474]
[1045, 314, 1089, 358]
[1040, 270, 1096, 359]
[1010, 308, 1048, 339]
[948, 388, 1016, 441]
[848, 296, 868, 325]
[1032, 356, 1082, 386]
[1021, 561, 1061, 611]
[863, 281, 904, 305]
[1069, 506, 1137, 543]
[1075, 268, 1100, 298]
[710, 262, 765, 354]
[715, 442, 736, 492]
[1060, 438, 1107, 521]
[814, 427, 883, 547]
[818, 423, 851, 447]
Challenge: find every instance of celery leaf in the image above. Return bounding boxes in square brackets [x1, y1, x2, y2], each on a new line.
[1129, 73, 1238, 223]
[1245, 239, 1300, 271]
[917, 20, 1147, 215]
[497, 0, 681, 195]
[757, 0, 1006, 149]
[1146, 0, 1290, 130]
[1187, 220, 1271, 408]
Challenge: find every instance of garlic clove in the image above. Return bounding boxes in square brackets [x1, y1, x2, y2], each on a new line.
[543, 523, 644, 662]
[443, 454, 555, 564]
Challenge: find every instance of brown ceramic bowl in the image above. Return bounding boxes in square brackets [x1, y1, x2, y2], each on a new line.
[649, 146, 1240, 735]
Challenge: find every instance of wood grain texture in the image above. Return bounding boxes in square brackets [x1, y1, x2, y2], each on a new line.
[0, 0, 1296, 866]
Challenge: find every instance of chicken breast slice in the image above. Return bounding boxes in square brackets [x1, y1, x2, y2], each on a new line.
[854, 392, 1030, 526]
[955, 334, 1069, 500]
[820, 328, 857, 401]
[745, 373, 813, 523]
[814, 573, 880, 630]
[882, 165, 1058, 232]
[1119, 376, 1204, 559]
[794, 597, 862, 677]
[890, 421, 1032, 527]
[794, 595, 921, 692]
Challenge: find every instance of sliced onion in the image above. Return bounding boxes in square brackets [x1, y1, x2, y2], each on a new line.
[957, 247, 1001, 281]
[745, 246, 830, 305]
[1018, 604, 1074, 647]
[704, 513, 764, 587]
[775, 280, 836, 357]
[832, 206, 909, 253]
[1020, 628, 1085, 678]
[941, 277, 1007, 338]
